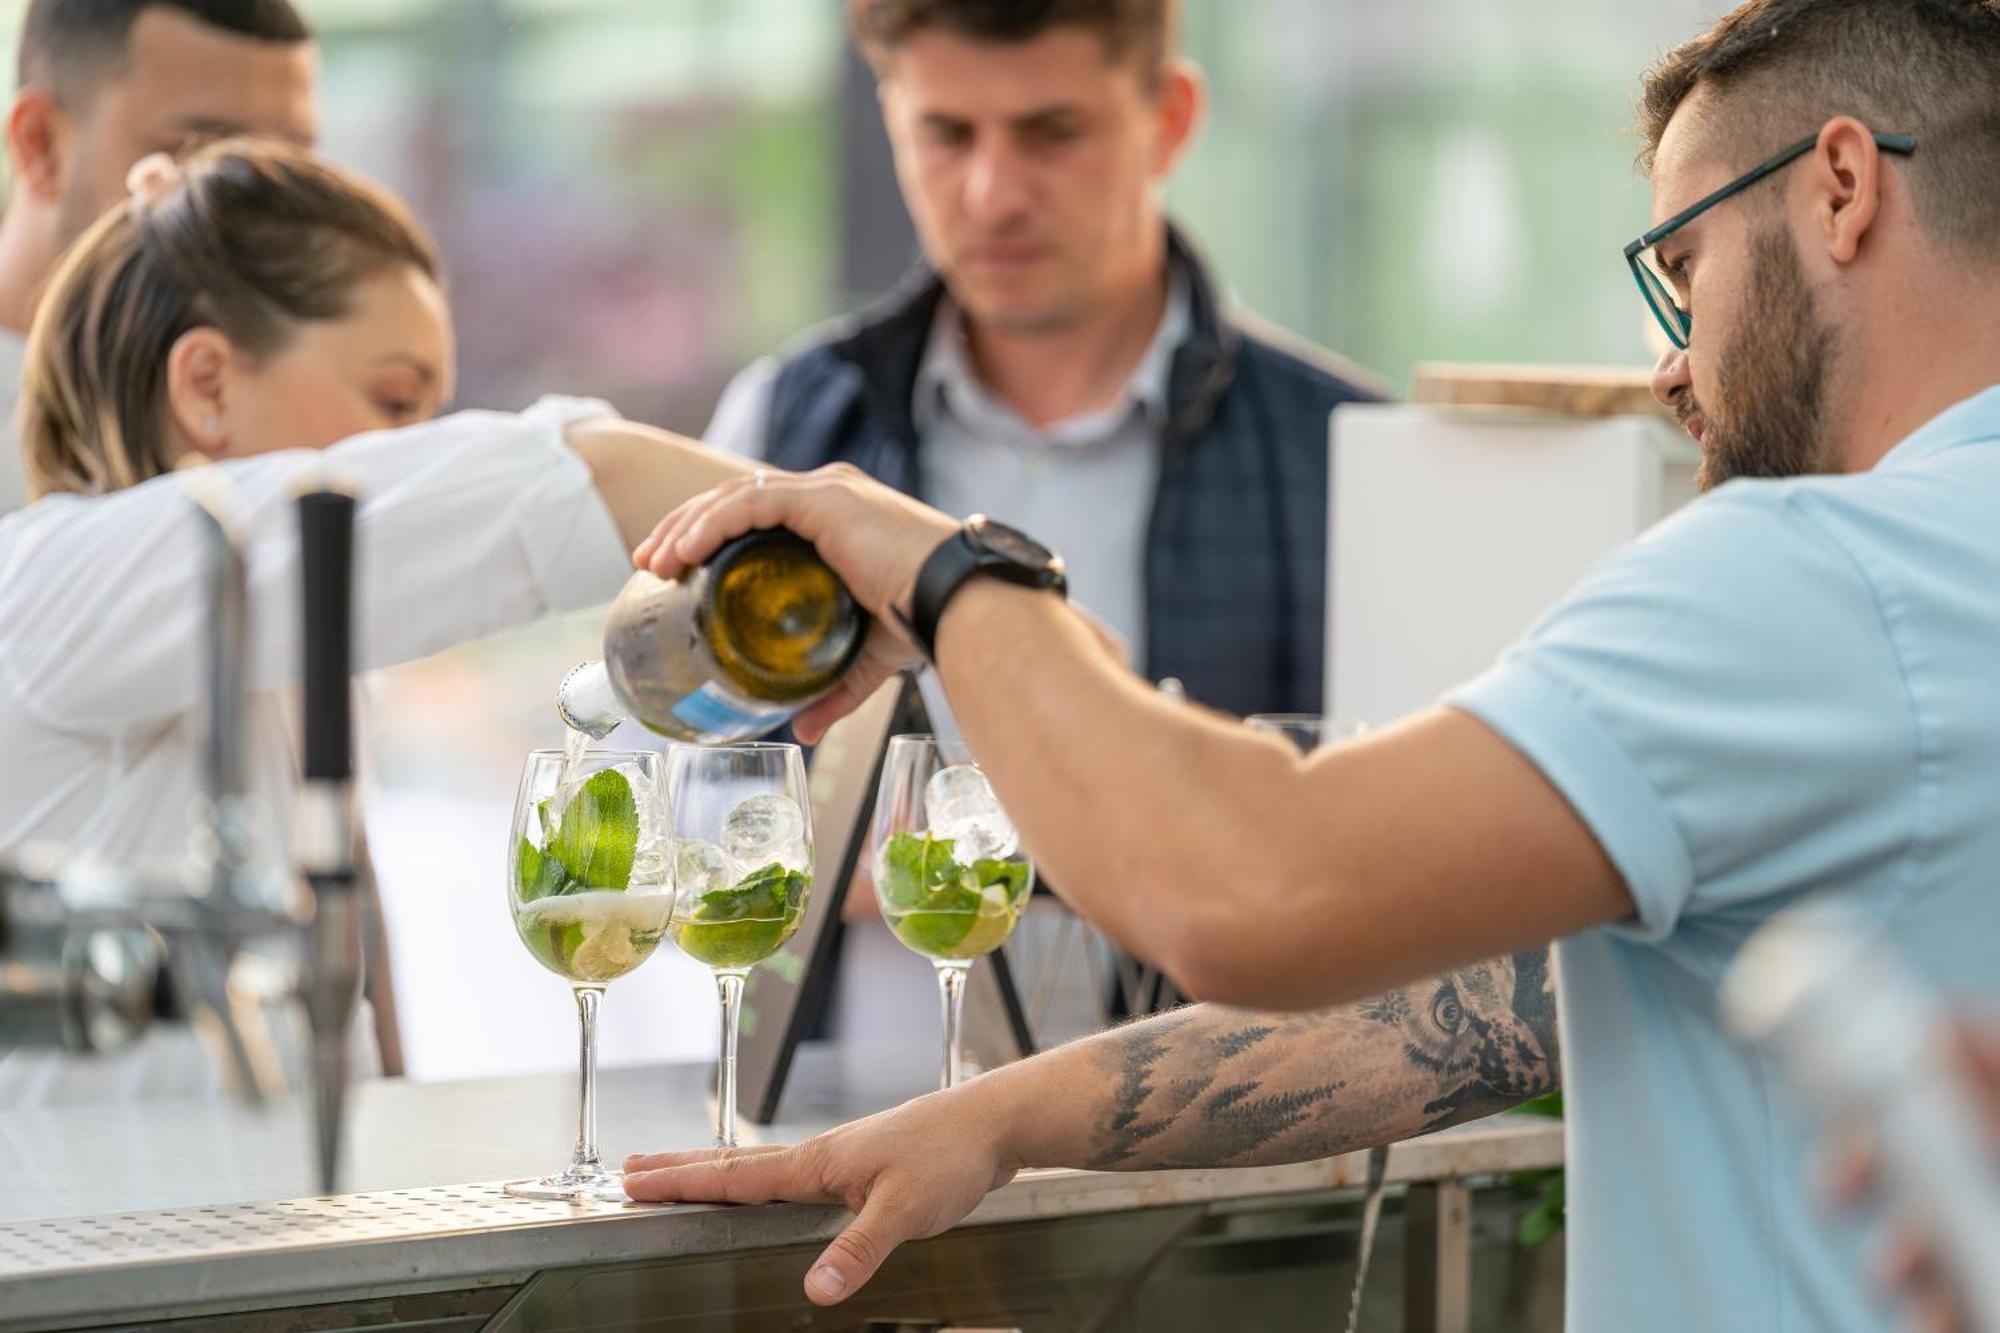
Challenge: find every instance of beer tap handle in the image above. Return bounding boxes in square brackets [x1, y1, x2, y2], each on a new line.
[297, 487, 361, 1196]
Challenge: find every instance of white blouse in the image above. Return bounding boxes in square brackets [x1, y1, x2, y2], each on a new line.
[0, 324, 26, 514]
[0, 395, 631, 1107]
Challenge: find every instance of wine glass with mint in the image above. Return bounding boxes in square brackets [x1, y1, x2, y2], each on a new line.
[872, 734, 1034, 1090]
[665, 742, 813, 1148]
[505, 748, 672, 1201]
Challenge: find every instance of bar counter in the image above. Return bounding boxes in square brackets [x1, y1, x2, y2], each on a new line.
[0, 1049, 1563, 1332]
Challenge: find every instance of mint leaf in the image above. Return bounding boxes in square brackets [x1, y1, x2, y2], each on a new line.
[972, 858, 1030, 903]
[517, 836, 571, 903]
[550, 769, 638, 890]
[878, 832, 959, 910]
[880, 836, 1029, 958]
[696, 862, 810, 922]
[517, 836, 544, 902]
[889, 876, 982, 956]
[677, 862, 810, 968]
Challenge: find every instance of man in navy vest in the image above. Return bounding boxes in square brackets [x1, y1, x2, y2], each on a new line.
[704, 0, 1384, 718]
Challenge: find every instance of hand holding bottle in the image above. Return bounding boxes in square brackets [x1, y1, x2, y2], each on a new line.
[634, 464, 958, 741]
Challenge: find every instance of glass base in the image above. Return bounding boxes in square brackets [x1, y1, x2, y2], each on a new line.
[503, 1166, 629, 1203]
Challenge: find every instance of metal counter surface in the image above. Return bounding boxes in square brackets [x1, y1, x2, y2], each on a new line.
[0, 1052, 1563, 1329]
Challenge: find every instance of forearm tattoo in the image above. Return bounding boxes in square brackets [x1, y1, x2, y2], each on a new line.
[1084, 949, 1560, 1170]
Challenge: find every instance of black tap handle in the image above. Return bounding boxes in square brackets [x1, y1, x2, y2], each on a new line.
[297, 490, 356, 783]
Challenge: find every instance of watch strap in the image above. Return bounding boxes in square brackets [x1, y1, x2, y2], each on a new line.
[908, 528, 985, 662]
[905, 521, 1064, 661]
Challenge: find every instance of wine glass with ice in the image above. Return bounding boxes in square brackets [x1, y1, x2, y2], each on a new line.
[664, 742, 814, 1147]
[505, 749, 673, 1200]
[872, 735, 1034, 1089]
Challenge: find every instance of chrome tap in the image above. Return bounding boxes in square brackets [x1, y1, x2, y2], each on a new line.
[0, 848, 161, 1055]
[0, 484, 292, 1081]
[0, 481, 365, 1194]
[159, 478, 295, 1104]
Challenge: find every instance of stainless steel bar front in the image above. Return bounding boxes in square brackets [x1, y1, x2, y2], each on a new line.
[0, 1058, 1561, 1330]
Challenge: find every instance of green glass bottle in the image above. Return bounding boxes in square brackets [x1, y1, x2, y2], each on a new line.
[559, 529, 868, 743]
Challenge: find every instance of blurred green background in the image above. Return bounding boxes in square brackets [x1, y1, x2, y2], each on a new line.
[2, 0, 1709, 425]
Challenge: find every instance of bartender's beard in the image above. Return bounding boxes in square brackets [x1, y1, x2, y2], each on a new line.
[1693, 228, 1840, 492]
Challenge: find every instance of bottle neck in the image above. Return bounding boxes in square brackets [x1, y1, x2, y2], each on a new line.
[556, 661, 626, 740]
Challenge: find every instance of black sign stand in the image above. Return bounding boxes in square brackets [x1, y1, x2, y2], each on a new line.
[737, 673, 1036, 1126]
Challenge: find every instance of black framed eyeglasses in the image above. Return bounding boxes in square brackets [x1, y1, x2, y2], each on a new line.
[1624, 131, 1918, 350]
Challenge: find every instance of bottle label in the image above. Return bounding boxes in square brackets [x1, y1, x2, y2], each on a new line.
[670, 684, 795, 742]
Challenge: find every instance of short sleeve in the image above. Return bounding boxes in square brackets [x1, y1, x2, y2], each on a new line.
[1446, 487, 1919, 941]
[702, 359, 778, 460]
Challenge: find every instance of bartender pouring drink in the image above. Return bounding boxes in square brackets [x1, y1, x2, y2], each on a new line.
[622, 2, 2000, 1330]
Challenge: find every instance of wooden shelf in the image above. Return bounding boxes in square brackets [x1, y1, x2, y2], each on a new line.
[1412, 362, 1673, 421]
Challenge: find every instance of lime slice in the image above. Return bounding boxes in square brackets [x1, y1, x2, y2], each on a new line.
[675, 914, 795, 969]
[570, 924, 638, 981]
[948, 900, 1019, 959]
[889, 909, 975, 958]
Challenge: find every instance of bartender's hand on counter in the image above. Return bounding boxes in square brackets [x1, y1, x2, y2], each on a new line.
[635, 463, 957, 742]
[623, 1083, 1017, 1307]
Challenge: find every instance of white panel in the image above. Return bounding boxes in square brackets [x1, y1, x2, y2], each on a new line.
[1328, 404, 1693, 727]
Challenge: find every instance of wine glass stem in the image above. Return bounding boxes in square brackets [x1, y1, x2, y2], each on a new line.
[937, 961, 971, 1090]
[715, 970, 746, 1148]
[571, 985, 605, 1175]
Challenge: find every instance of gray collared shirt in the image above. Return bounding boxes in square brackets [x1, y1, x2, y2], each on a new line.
[705, 276, 1191, 658]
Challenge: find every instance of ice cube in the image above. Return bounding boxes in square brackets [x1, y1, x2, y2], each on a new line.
[630, 834, 670, 889]
[548, 761, 661, 845]
[610, 763, 669, 833]
[721, 793, 807, 872]
[616, 762, 674, 887]
[924, 764, 1017, 862]
[676, 838, 732, 899]
[544, 772, 588, 842]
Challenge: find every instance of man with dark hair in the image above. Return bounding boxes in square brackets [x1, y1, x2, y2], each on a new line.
[705, 0, 1383, 719]
[1632, 0, 2000, 489]
[0, 0, 316, 510]
[626, 3, 2000, 1329]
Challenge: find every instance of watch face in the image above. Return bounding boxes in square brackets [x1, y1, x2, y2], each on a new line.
[968, 516, 1059, 571]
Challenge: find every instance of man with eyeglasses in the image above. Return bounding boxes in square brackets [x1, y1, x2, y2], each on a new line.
[622, 2, 2000, 1329]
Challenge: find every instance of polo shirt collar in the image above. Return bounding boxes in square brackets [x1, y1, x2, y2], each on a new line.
[1876, 384, 2000, 471]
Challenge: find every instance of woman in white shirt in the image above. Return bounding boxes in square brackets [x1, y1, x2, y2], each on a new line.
[0, 140, 740, 1105]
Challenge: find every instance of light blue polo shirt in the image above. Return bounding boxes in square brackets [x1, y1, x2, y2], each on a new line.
[1449, 386, 2000, 1333]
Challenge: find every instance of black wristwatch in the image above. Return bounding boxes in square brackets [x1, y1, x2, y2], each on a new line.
[904, 516, 1067, 662]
